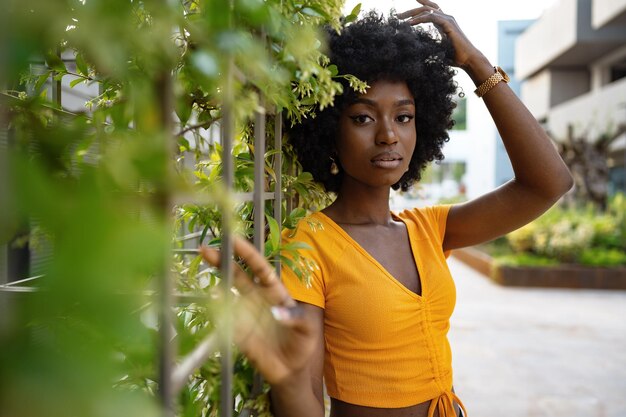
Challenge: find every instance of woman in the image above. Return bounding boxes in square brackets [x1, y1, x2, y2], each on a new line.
[201, 1, 573, 416]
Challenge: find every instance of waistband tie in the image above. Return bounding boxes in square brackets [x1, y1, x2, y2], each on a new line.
[427, 390, 467, 417]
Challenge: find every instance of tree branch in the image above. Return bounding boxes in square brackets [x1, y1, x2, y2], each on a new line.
[176, 120, 216, 137]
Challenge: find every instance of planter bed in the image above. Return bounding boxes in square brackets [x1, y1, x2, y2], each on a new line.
[452, 247, 626, 290]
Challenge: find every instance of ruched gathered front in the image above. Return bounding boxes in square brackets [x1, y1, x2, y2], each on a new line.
[281, 206, 465, 416]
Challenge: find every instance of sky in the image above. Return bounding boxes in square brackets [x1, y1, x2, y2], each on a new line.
[342, 0, 559, 66]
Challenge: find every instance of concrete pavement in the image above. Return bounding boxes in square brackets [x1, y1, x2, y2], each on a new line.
[447, 257, 626, 417]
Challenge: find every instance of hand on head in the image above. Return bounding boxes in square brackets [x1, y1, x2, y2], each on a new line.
[396, 0, 483, 69]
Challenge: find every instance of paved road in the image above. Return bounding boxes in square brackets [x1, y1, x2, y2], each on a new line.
[448, 257, 626, 417]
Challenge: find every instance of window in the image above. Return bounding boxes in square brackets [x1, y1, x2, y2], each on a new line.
[451, 95, 467, 130]
[610, 58, 626, 83]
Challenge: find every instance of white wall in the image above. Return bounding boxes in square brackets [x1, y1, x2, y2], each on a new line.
[592, 0, 626, 28]
[516, 0, 578, 79]
[521, 70, 552, 119]
[548, 76, 626, 142]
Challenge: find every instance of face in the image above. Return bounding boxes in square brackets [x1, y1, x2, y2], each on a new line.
[336, 80, 416, 190]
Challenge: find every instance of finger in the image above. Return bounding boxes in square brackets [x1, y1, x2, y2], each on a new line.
[232, 237, 278, 286]
[405, 9, 449, 28]
[199, 245, 257, 296]
[200, 240, 296, 308]
[416, 0, 441, 10]
[233, 237, 296, 307]
[236, 298, 311, 342]
[271, 305, 306, 326]
[396, 6, 433, 20]
[199, 245, 221, 267]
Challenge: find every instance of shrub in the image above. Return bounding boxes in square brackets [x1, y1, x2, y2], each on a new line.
[1, 0, 353, 416]
[579, 248, 626, 267]
[503, 193, 626, 266]
[493, 253, 559, 267]
[507, 222, 537, 253]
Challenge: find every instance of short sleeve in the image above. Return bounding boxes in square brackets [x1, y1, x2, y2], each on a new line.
[398, 205, 452, 258]
[280, 218, 327, 309]
[427, 205, 451, 242]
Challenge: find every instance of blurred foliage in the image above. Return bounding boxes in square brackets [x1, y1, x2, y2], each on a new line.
[492, 253, 559, 267]
[501, 193, 626, 266]
[1, 0, 363, 416]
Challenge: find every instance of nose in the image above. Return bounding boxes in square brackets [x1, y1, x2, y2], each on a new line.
[375, 117, 398, 146]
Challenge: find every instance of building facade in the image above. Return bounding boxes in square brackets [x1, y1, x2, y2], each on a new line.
[495, 19, 536, 187]
[516, 0, 626, 194]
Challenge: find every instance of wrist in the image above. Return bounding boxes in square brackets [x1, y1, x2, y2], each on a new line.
[270, 369, 323, 417]
[461, 53, 493, 85]
[271, 368, 310, 394]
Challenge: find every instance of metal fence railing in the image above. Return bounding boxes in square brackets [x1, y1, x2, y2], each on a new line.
[1, 48, 284, 417]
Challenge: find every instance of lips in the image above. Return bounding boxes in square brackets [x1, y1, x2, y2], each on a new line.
[371, 151, 403, 169]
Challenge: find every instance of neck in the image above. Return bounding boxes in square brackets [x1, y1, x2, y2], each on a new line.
[325, 180, 393, 226]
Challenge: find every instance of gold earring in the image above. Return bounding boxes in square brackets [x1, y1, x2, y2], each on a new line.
[330, 157, 339, 175]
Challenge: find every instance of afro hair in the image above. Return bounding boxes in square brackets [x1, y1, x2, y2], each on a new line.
[287, 11, 458, 193]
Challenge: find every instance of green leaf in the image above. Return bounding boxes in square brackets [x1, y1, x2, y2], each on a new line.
[176, 97, 192, 125]
[344, 3, 361, 23]
[282, 241, 311, 251]
[299, 96, 316, 105]
[301, 7, 324, 18]
[296, 171, 313, 182]
[75, 53, 89, 76]
[69, 77, 85, 88]
[178, 136, 191, 152]
[34, 72, 50, 93]
[187, 255, 203, 280]
[235, 167, 255, 181]
[264, 163, 276, 182]
[350, 3, 362, 17]
[290, 207, 306, 217]
[265, 213, 280, 253]
[44, 50, 67, 73]
[293, 183, 308, 197]
[286, 207, 307, 227]
[199, 224, 210, 245]
[236, 152, 252, 161]
[278, 254, 296, 272]
[327, 64, 338, 77]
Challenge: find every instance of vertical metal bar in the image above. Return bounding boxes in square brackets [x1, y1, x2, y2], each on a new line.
[286, 160, 294, 215]
[0, 120, 7, 286]
[247, 104, 268, 410]
[51, 47, 62, 108]
[219, 56, 234, 417]
[253, 107, 266, 252]
[0, 246, 6, 286]
[0, 49, 7, 251]
[0, 93, 9, 334]
[254, 30, 268, 255]
[157, 69, 176, 417]
[273, 112, 282, 276]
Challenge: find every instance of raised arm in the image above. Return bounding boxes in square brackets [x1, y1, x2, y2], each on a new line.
[200, 239, 325, 417]
[399, 0, 573, 251]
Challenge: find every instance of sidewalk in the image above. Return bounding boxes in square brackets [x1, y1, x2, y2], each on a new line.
[447, 257, 626, 417]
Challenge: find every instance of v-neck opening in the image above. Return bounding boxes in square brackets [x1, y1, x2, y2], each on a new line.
[314, 211, 425, 300]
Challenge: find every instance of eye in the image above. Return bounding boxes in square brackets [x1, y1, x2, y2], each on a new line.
[396, 114, 415, 123]
[349, 114, 373, 125]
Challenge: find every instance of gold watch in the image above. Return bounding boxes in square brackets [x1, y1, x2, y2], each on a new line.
[474, 66, 510, 98]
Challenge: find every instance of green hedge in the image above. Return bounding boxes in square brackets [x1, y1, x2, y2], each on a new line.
[502, 193, 626, 267]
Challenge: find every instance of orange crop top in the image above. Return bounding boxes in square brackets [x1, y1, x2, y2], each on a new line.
[281, 206, 467, 417]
